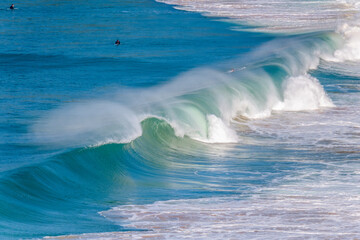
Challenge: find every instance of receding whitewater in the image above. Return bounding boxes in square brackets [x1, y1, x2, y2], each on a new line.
[1, 0, 360, 239]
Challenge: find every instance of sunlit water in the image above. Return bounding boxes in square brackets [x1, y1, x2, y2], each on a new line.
[1, 0, 360, 239]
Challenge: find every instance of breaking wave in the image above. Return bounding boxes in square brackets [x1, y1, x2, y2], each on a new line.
[32, 32, 339, 148]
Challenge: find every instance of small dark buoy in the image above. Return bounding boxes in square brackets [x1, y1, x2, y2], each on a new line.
[10, 4, 14, 10]
[115, 40, 120, 45]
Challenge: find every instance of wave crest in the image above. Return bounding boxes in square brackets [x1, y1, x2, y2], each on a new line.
[32, 34, 336, 148]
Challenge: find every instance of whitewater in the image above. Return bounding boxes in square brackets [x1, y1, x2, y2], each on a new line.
[0, 0, 360, 239]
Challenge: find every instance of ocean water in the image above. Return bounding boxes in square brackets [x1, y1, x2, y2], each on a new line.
[1, 0, 360, 239]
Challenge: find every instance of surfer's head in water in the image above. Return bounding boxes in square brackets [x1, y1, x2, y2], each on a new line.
[115, 40, 120, 45]
[10, 4, 14, 10]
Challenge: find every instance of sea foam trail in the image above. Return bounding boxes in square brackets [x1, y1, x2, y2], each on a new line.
[156, 0, 359, 33]
[32, 33, 336, 147]
[45, 160, 360, 240]
[323, 22, 360, 62]
[273, 74, 334, 111]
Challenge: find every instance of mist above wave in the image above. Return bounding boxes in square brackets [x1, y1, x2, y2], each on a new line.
[32, 32, 339, 148]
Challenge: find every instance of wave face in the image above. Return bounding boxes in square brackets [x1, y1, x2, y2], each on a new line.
[1, 0, 360, 239]
[32, 32, 337, 147]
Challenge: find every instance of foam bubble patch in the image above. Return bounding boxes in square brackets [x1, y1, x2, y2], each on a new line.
[333, 23, 360, 62]
[156, 0, 359, 33]
[206, 114, 238, 143]
[273, 74, 334, 111]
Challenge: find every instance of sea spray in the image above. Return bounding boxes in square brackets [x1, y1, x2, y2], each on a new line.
[2, 0, 360, 239]
[32, 101, 143, 147]
[32, 32, 338, 147]
[325, 22, 360, 62]
[273, 74, 334, 111]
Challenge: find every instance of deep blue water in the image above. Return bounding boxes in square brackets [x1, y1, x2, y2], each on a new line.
[0, 0, 269, 170]
[1, 0, 360, 239]
[0, 0, 273, 238]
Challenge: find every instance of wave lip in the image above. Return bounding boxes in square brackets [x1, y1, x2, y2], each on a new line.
[32, 101, 143, 147]
[32, 32, 339, 148]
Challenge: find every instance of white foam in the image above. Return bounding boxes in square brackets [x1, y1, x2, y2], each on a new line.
[46, 160, 360, 239]
[323, 23, 360, 62]
[244, 90, 360, 151]
[273, 74, 334, 111]
[205, 114, 238, 143]
[156, 0, 359, 33]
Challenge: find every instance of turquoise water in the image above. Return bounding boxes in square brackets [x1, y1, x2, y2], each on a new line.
[1, 0, 360, 239]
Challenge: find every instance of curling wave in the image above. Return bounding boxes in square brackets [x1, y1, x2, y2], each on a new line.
[32, 32, 338, 148]
[1, 117, 204, 238]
